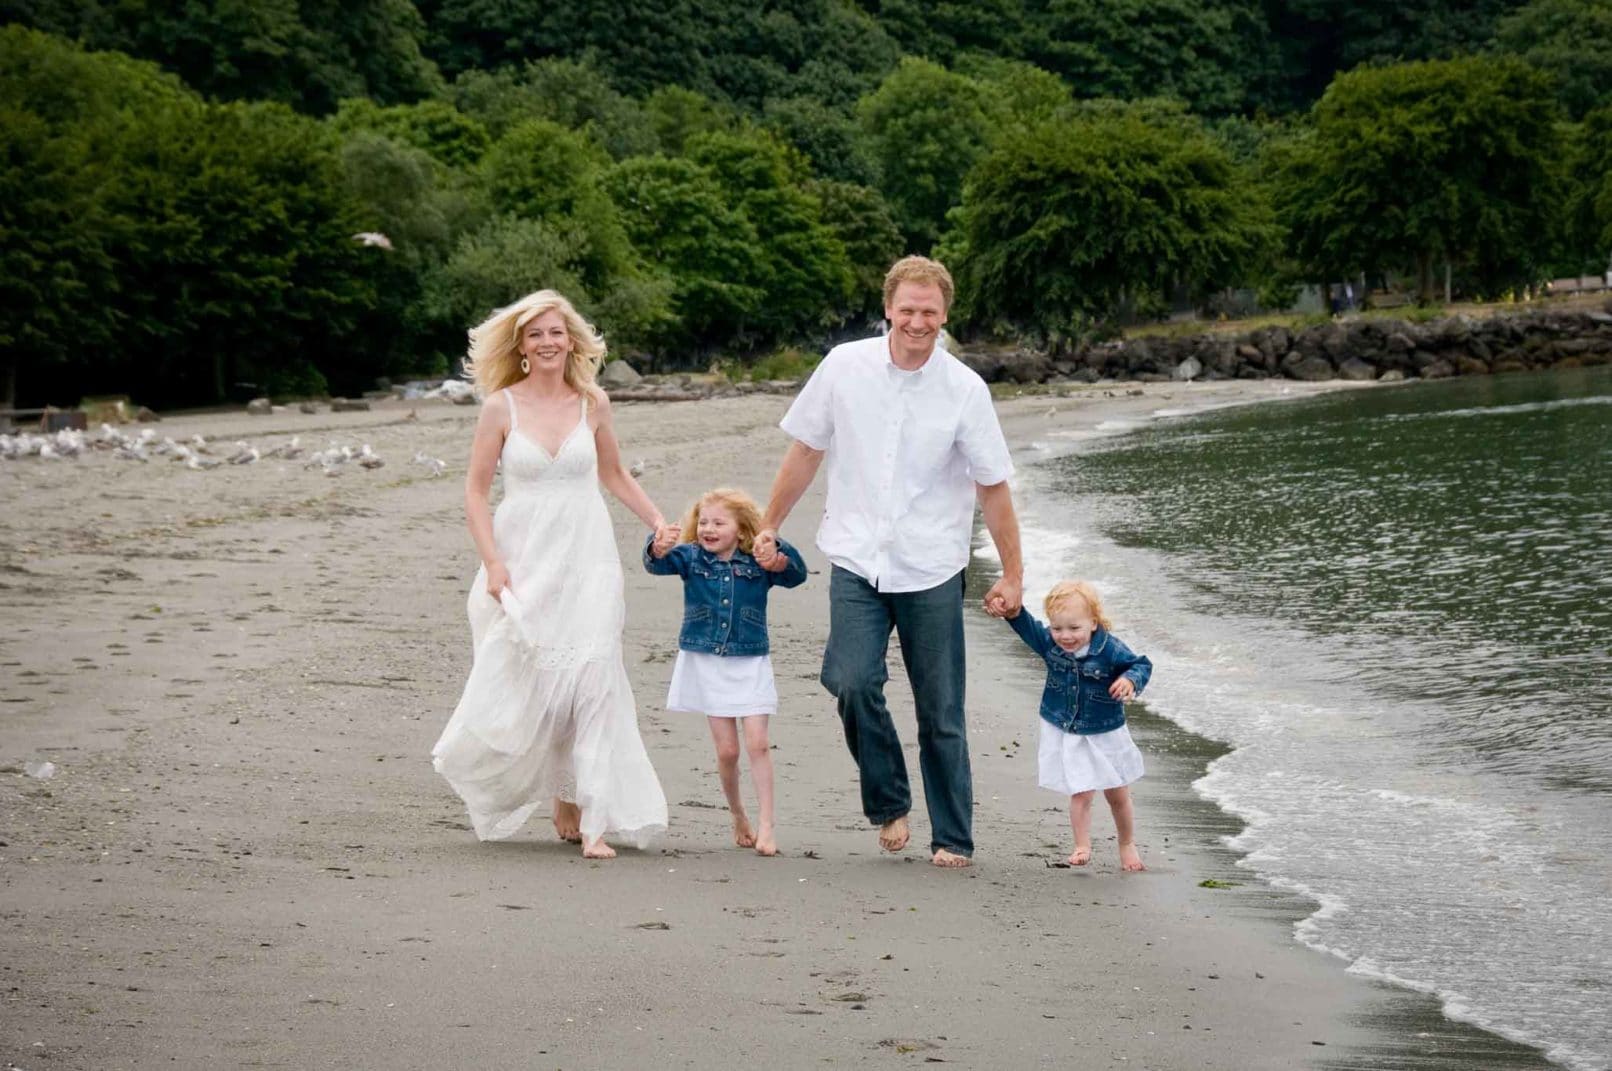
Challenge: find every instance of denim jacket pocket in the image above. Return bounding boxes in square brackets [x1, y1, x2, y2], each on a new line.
[740, 606, 765, 628]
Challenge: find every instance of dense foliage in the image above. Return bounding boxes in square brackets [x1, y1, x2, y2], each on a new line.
[2, 0, 1609, 406]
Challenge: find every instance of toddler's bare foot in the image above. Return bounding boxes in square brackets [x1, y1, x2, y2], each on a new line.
[1068, 846, 1092, 867]
[1118, 843, 1146, 872]
[581, 837, 616, 859]
[732, 814, 757, 848]
[754, 827, 778, 857]
[878, 816, 910, 853]
[931, 848, 972, 868]
[552, 799, 582, 843]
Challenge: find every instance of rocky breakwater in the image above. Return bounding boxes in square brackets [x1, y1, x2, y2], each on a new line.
[956, 304, 1612, 385]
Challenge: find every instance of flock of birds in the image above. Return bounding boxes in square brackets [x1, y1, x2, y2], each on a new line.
[0, 424, 448, 478]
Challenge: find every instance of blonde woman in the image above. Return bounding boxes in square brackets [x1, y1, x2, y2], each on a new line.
[432, 290, 671, 859]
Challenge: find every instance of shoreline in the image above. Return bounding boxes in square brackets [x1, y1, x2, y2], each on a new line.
[0, 379, 1558, 1069]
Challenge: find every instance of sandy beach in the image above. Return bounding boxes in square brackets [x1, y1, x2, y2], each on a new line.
[0, 379, 1559, 1070]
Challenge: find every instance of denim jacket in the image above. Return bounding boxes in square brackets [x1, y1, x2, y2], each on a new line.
[1006, 609, 1152, 735]
[643, 537, 808, 656]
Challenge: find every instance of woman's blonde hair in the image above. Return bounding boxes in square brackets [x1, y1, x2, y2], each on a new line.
[1044, 580, 1113, 631]
[680, 488, 764, 554]
[463, 289, 606, 398]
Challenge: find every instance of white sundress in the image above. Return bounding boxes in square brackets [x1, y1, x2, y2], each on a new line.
[431, 390, 668, 846]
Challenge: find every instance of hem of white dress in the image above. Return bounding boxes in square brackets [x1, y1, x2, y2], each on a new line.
[666, 703, 778, 717]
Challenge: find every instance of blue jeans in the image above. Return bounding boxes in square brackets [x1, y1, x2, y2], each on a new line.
[821, 566, 971, 857]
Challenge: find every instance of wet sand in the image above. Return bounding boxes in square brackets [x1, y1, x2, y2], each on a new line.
[0, 380, 1558, 1069]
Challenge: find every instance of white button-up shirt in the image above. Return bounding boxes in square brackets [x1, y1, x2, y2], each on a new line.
[780, 333, 1014, 593]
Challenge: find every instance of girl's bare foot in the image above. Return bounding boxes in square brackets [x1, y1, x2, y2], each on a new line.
[878, 816, 910, 853]
[1068, 846, 1092, 867]
[1118, 843, 1146, 872]
[552, 799, 582, 843]
[581, 837, 616, 859]
[754, 827, 778, 856]
[931, 848, 971, 868]
[732, 814, 757, 848]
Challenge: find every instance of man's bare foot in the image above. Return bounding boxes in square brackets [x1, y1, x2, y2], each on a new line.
[732, 814, 757, 849]
[931, 848, 972, 868]
[878, 816, 910, 853]
[581, 837, 616, 859]
[1118, 843, 1146, 872]
[552, 799, 582, 844]
[754, 827, 778, 857]
[1068, 846, 1092, 867]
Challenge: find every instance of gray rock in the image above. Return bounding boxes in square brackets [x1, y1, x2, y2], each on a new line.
[1338, 357, 1377, 381]
[298, 401, 320, 414]
[330, 397, 371, 412]
[1286, 355, 1336, 381]
[599, 359, 642, 388]
[1386, 333, 1415, 353]
[1236, 343, 1262, 361]
[1378, 369, 1406, 382]
[1421, 359, 1455, 379]
[1172, 356, 1202, 381]
[134, 406, 160, 422]
[452, 390, 478, 406]
[246, 397, 272, 415]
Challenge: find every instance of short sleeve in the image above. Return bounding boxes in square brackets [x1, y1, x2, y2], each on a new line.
[958, 379, 1014, 486]
[779, 349, 839, 450]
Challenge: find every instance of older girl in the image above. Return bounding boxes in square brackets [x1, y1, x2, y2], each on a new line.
[433, 289, 672, 859]
[645, 489, 807, 855]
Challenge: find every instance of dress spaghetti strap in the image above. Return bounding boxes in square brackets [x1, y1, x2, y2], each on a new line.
[503, 388, 518, 430]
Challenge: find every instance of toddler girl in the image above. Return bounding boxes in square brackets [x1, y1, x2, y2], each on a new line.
[1004, 581, 1153, 871]
[645, 488, 807, 855]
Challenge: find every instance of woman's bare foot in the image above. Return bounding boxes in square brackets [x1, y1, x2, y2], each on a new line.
[931, 848, 972, 868]
[878, 816, 910, 853]
[552, 799, 582, 844]
[581, 837, 616, 859]
[754, 827, 778, 857]
[732, 814, 757, 849]
[1118, 843, 1146, 872]
[1068, 846, 1092, 867]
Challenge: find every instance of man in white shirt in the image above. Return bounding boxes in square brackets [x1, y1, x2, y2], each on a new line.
[755, 256, 1024, 867]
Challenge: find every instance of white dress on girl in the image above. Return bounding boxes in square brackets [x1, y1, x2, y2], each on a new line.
[665, 651, 777, 718]
[432, 390, 668, 846]
[1037, 642, 1145, 795]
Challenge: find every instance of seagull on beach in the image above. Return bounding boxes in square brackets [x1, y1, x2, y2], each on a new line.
[412, 451, 446, 477]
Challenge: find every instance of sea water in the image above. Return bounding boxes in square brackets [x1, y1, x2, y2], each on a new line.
[1013, 366, 1612, 1070]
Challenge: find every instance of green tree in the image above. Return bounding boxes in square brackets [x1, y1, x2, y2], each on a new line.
[1030, 0, 1272, 116]
[763, 95, 879, 185]
[1275, 56, 1566, 302]
[1493, 0, 1612, 119]
[4, 0, 442, 113]
[331, 97, 491, 168]
[451, 58, 657, 157]
[856, 58, 995, 249]
[1268, 0, 1522, 105]
[948, 104, 1273, 343]
[810, 179, 904, 322]
[1568, 106, 1612, 270]
[0, 25, 186, 405]
[642, 86, 735, 155]
[687, 129, 855, 343]
[603, 155, 765, 355]
[477, 118, 636, 289]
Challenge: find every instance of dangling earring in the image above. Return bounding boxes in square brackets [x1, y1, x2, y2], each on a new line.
[519, 356, 530, 375]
